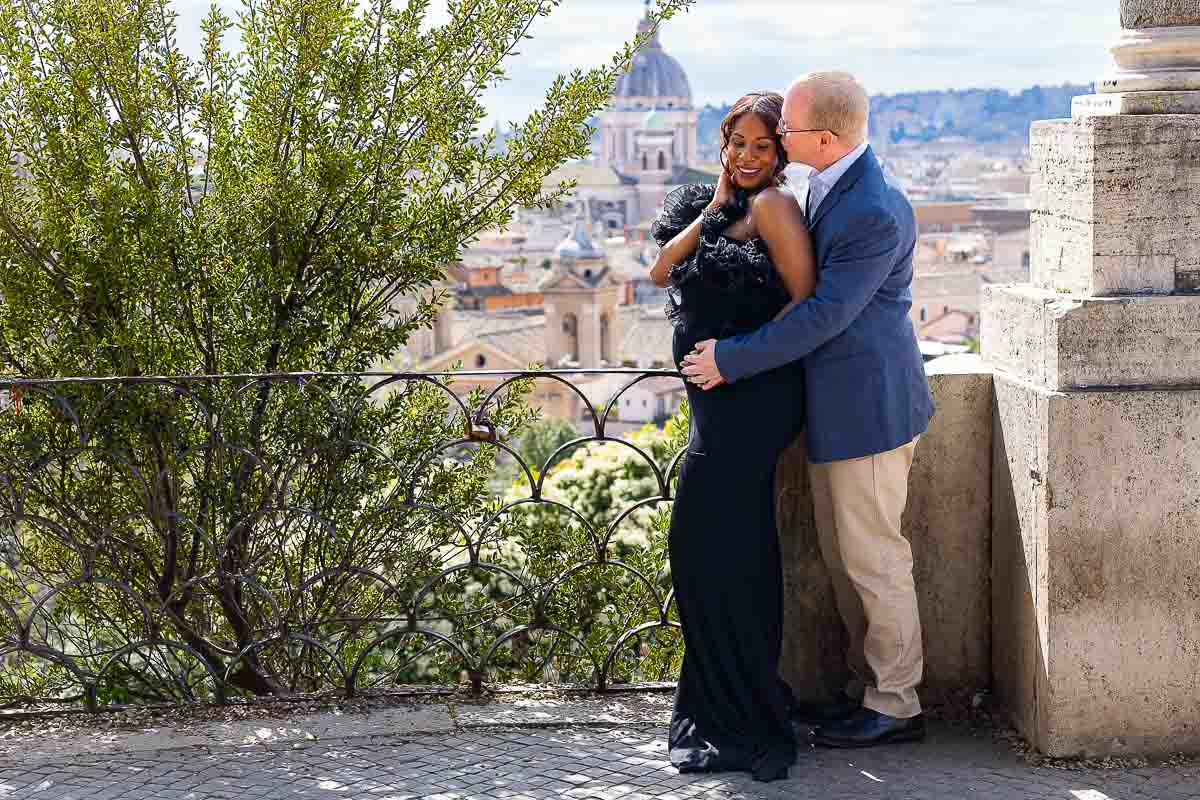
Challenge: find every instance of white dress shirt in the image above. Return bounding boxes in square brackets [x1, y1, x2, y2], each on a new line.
[806, 141, 869, 223]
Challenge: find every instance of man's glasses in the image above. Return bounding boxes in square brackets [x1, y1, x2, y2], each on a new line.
[777, 125, 839, 138]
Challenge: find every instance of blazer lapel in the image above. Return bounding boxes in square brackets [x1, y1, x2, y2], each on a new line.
[810, 146, 877, 230]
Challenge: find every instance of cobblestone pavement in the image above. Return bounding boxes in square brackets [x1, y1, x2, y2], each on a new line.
[2, 721, 1198, 800]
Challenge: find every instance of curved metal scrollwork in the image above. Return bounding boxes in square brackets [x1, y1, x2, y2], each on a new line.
[0, 370, 687, 711]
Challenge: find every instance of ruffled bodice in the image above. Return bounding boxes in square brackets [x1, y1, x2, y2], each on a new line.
[651, 184, 791, 341]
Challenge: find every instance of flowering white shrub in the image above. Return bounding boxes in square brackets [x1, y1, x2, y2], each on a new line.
[393, 407, 690, 688]
[455, 409, 691, 685]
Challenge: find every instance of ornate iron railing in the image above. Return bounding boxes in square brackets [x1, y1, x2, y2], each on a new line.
[0, 370, 688, 712]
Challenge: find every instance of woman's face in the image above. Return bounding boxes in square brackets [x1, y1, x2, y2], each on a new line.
[724, 113, 779, 192]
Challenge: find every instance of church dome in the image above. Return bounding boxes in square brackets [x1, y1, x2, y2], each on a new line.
[554, 219, 605, 261]
[613, 15, 692, 105]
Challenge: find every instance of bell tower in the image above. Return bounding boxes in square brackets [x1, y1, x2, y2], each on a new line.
[542, 208, 624, 368]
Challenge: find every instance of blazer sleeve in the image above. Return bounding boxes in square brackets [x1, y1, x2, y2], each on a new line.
[714, 209, 901, 384]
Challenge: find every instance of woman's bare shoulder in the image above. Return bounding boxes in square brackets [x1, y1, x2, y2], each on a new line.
[750, 187, 807, 233]
[751, 185, 801, 210]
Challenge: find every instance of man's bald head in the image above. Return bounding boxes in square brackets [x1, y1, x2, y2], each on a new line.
[786, 71, 870, 149]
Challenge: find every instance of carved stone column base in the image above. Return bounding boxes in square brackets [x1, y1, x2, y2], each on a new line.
[1074, 89, 1200, 116]
[1099, 25, 1200, 93]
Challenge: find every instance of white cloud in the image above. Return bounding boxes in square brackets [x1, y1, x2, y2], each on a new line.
[167, 0, 1122, 123]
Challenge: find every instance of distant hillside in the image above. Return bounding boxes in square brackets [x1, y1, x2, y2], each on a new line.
[867, 84, 1091, 144]
[695, 83, 1092, 158]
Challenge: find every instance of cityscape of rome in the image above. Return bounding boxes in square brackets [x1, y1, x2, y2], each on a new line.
[398, 7, 1058, 433]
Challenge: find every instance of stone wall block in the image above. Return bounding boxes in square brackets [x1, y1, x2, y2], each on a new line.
[982, 284, 1200, 389]
[1029, 120, 1096, 295]
[991, 373, 1051, 748]
[1029, 116, 1200, 296]
[981, 285, 1057, 388]
[1045, 387, 1200, 753]
[991, 371, 1200, 755]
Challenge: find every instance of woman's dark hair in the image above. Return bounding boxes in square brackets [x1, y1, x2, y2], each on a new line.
[720, 91, 788, 186]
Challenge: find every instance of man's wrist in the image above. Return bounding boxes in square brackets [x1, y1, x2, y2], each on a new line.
[713, 339, 737, 385]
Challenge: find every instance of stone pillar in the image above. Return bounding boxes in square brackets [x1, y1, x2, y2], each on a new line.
[578, 302, 600, 369]
[543, 300, 565, 367]
[983, 0, 1200, 757]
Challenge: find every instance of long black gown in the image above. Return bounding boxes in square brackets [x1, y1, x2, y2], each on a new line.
[653, 184, 807, 783]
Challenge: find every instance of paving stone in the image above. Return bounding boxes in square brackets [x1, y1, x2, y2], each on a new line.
[0, 723, 1197, 799]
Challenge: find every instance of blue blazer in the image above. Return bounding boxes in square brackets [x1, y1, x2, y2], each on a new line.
[714, 147, 934, 463]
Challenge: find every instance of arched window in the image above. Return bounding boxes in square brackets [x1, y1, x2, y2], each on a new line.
[475, 354, 487, 368]
[600, 313, 612, 363]
[919, 307, 926, 322]
[657, 151, 667, 171]
[642, 153, 648, 171]
[562, 313, 579, 362]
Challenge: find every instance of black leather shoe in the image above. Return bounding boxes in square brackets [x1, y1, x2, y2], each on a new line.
[789, 692, 862, 727]
[812, 708, 925, 748]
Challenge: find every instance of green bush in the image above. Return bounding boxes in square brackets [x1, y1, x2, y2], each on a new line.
[0, 0, 690, 705]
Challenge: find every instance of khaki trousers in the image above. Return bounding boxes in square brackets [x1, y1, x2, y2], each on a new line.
[808, 437, 923, 719]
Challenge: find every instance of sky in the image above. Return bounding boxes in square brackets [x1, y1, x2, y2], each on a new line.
[169, 0, 1122, 126]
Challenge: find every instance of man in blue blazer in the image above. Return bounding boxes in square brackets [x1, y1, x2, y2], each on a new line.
[682, 72, 935, 748]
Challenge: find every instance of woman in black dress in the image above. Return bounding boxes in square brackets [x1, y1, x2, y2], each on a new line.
[649, 92, 816, 782]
